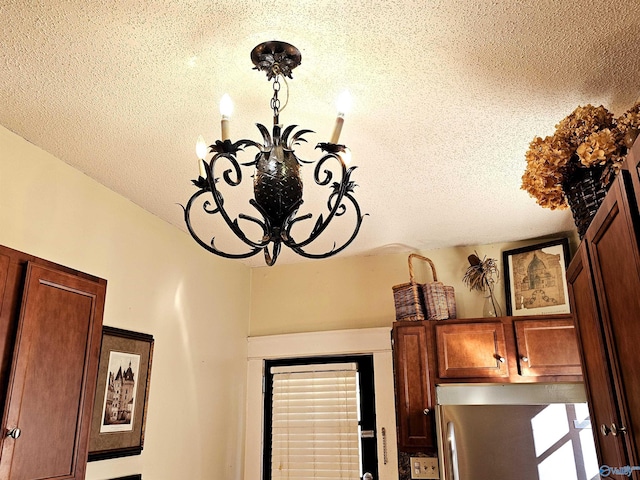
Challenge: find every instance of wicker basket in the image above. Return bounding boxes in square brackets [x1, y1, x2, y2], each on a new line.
[444, 285, 457, 319]
[392, 254, 455, 321]
[424, 281, 450, 321]
[563, 166, 610, 239]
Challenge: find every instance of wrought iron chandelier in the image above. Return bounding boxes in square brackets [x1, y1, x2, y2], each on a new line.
[183, 41, 365, 266]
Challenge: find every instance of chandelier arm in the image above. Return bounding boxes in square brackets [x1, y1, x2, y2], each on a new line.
[285, 192, 366, 259]
[312, 152, 348, 186]
[182, 190, 262, 259]
[283, 190, 346, 249]
[284, 154, 353, 249]
[205, 153, 274, 251]
[216, 153, 242, 186]
[235, 213, 271, 248]
[262, 240, 282, 266]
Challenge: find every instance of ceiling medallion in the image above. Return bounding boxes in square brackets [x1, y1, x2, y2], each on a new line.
[183, 41, 365, 266]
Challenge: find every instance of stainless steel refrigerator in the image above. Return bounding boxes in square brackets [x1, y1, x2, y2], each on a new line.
[437, 384, 600, 480]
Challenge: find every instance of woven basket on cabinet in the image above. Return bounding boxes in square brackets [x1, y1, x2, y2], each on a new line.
[562, 166, 610, 239]
[392, 254, 455, 321]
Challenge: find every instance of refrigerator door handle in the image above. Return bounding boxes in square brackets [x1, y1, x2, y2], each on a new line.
[446, 421, 460, 480]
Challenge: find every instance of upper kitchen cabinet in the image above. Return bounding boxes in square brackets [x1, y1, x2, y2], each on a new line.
[392, 313, 582, 450]
[567, 154, 640, 472]
[0, 245, 106, 480]
[435, 320, 509, 379]
[393, 323, 436, 451]
[431, 315, 581, 383]
[513, 317, 582, 377]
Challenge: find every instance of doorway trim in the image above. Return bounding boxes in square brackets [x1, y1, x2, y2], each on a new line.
[244, 327, 399, 480]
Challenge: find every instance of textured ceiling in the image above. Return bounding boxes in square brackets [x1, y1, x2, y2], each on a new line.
[2, 1, 639, 266]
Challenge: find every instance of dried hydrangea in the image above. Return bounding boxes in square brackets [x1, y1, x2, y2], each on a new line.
[616, 102, 640, 135]
[521, 103, 639, 210]
[616, 102, 640, 148]
[576, 129, 619, 167]
[555, 104, 614, 147]
[521, 135, 572, 209]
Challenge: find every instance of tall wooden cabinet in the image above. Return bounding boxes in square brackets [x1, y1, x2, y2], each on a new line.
[0, 245, 106, 479]
[567, 162, 640, 473]
[393, 323, 436, 451]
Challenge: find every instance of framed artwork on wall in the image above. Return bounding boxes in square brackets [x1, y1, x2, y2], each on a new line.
[503, 238, 571, 316]
[88, 326, 154, 461]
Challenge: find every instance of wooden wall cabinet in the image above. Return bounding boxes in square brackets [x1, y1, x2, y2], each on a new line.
[435, 321, 508, 379]
[513, 318, 582, 377]
[432, 315, 581, 383]
[393, 323, 436, 451]
[392, 314, 581, 450]
[567, 166, 640, 472]
[0, 245, 106, 480]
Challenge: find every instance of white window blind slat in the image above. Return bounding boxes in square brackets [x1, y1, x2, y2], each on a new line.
[270, 363, 362, 480]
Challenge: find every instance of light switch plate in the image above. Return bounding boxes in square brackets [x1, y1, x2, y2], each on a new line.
[410, 456, 440, 479]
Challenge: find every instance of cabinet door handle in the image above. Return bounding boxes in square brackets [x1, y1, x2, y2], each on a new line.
[6, 428, 21, 439]
[423, 408, 430, 415]
[521, 356, 529, 363]
[495, 354, 505, 363]
[601, 424, 611, 436]
[382, 427, 388, 465]
[611, 423, 627, 436]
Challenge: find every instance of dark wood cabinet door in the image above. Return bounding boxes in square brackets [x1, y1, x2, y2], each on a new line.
[393, 323, 435, 450]
[585, 172, 640, 467]
[567, 244, 628, 470]
[0, 263, 106, 480]
[435, 322, 508, 378]
[513, 317, 582, 377]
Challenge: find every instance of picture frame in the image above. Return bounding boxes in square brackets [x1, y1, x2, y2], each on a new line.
[503, 238, 571, 316]
[88, 326, 154, 462]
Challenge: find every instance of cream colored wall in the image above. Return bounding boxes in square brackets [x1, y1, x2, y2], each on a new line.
[249, 238, 578, 336]
[0, 126, 250, 480]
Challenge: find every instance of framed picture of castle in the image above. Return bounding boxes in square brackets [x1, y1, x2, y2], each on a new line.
[503, 238, 571, 316]
[89, 326, 154, 461]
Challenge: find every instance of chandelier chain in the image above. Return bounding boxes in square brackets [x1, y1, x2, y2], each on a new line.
[271, 76, 281, 120]
[269, 74, 290, 123]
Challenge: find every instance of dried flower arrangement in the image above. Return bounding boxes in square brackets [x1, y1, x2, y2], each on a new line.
[521, 102, 640, 210]
[463, 252, 502, 316]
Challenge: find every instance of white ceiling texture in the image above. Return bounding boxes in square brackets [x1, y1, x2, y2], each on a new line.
[2, 1, 639, 266]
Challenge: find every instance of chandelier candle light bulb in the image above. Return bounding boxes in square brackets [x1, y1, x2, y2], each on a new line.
[330, 90, 352, 144]
[340, 148, 352, 166]
[219, 93, 233, 140]
[196, 135, 207, 177]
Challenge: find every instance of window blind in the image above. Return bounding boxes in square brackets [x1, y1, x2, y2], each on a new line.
[269, 363, 361, 480]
